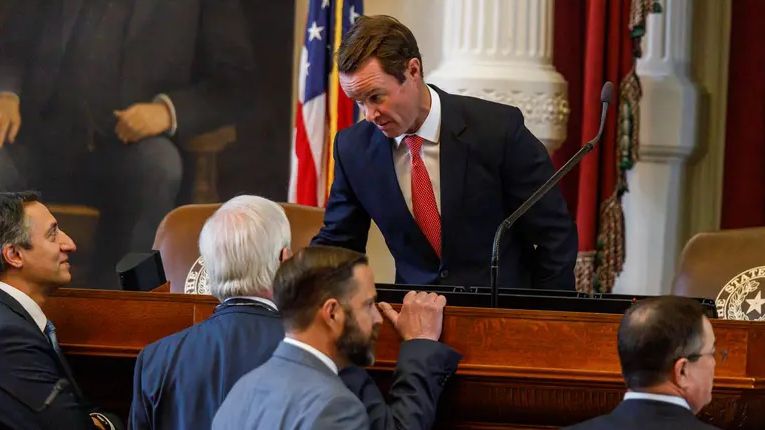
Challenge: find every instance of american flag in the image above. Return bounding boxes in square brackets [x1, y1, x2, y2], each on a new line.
[289, 0, 363, 206]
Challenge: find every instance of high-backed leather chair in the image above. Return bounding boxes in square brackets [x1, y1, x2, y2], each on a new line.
[153, 202, 394, 293]
[672, 227, 765, 300]
[153, 202, 324, 293]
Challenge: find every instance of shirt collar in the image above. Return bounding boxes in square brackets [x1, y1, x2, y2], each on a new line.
[0, 280, 48, 333]
[394, 84, 441, 147]
[282, 336, 339, 375]
[623, 391, 691, 410]
[223, 296, 278, 311]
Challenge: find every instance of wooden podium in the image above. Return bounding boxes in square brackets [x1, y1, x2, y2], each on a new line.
[43, 288, 765, 429]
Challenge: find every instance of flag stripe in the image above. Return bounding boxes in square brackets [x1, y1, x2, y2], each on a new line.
[293, 102, 318, 206]
[289, 0, 363, 207]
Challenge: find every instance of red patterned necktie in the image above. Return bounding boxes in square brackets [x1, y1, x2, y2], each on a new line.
[403, 135, 441, 258]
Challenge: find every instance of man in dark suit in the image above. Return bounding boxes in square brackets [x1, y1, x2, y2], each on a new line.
[213, 246, 461, 429]
[0, 191, 119, 429]
[129, 196, 291, 430]
[312, 15, 577, 290]
[565, 296, 720, 430]
[0, 0, 256, 287]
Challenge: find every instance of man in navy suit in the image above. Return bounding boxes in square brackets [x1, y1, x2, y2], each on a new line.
[128, 196, 292, 430]
[565, 296, 720, 430]
[312, 15, 577, 290]
[0, 191, 119, 429]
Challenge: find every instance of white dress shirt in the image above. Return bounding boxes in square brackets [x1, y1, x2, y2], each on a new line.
[282, 337, 339, 375]
[623, 391, 691, 410]
[222, 296, 278, 311]
[393, 85, 442, 215]
[0, 280, 47, 332]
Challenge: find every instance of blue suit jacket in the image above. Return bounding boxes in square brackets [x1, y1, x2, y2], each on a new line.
[212, 341, 369, 430]
[313, 86, 577, 289]
[0, 288, 97, 429]
[340, 339, 462, 430]
[564, 399, 720, 430]
[129, 300, 284, 430]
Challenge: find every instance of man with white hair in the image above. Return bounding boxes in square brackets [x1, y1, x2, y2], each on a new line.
[128, 195, 291, 430]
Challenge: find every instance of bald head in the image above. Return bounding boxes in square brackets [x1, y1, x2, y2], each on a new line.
[617, 296, 706, 389]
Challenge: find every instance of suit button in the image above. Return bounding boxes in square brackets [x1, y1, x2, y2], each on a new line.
[440, 270, 449, 279]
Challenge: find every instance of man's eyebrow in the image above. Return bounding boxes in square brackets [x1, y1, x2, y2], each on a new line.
[351, 90, 371, 102]
[46, 222, 58, 236]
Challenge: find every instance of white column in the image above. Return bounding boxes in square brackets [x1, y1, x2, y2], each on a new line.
[614, 0, 700, 295]
[427, 0, 569, 152]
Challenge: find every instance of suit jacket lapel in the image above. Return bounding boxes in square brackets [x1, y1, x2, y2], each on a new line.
[0, 289, 39, 332]
[367, 131, 411, 222]
[433, 86, 468, 265]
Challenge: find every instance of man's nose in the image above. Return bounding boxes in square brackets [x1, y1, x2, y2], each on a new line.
[364, 105, 378, 123]
[60, 231, 77, 252]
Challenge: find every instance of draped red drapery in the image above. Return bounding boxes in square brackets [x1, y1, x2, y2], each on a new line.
[553, 0, 656, 292]
[721, 0, 765, 229]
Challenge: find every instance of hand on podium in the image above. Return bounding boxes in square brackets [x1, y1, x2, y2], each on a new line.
[379, 290, 447, 342]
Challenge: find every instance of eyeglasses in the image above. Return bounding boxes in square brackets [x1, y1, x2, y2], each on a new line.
[683, 349, 728, 363]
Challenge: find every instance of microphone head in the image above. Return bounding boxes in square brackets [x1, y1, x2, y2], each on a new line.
[600, 81, 614, 104]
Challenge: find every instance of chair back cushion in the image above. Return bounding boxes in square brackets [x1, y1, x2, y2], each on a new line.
[153, 203, 325, 293]
[673, 227, 765, 320]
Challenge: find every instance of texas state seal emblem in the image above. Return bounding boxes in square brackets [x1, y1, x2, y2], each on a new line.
[184, 256, 210, 295]
[716, 266, 765, 321]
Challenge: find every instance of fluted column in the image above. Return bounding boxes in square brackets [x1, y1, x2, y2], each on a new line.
[614, 0, 700, 295]
[427, 0, 569, 152]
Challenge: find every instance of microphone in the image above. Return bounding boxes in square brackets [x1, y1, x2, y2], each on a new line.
[36, 379, 70, 411]
[489, 81, 614, 307]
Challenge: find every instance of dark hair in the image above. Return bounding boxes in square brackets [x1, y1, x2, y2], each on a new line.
[618, 296, 707, 389]
[273, 245, 368, 331]
[337, 15, 422, 83]
[0, 191, 41, 274]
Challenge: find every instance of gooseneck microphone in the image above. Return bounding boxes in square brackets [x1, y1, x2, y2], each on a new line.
[36, 379, 70, 411]
[489, 81, 614, 307]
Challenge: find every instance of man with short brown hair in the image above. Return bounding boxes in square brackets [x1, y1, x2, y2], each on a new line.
[313, 15, 577, 290]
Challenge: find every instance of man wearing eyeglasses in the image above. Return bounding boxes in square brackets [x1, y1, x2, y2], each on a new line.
[565, 295, 720, 430]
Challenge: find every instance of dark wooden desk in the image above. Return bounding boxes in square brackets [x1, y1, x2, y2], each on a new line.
[44, 288, 765, 429]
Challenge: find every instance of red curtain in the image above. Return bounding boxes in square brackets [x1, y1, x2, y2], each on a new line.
[721, 1, 765, 229]
[553, 0, 654, 292]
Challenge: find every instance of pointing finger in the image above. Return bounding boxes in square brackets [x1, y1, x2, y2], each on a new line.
[378, 302, 399, 324]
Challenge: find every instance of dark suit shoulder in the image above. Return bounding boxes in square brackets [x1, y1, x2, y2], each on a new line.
[565, 400, 721, 430]
[439, 88, 524, 130]
[139, 306, 281, 361]
[334, 120, 380, 152]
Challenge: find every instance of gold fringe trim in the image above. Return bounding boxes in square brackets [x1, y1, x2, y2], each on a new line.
[575, 251, 597, 294]
[587, 0, 659, 292]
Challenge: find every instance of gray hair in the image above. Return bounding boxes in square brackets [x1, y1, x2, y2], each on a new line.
[199, 195, 291, 301]
[0, 191, 40, 274]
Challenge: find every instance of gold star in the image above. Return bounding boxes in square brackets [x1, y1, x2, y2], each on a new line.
[745, 291, 765, 315]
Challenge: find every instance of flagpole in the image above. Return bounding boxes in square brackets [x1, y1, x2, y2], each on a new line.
[325, 0, 345, 205]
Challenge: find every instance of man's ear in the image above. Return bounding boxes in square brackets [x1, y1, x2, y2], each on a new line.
[672, 357, 690, 389]
[319, 298, 344, 335]
[1, 244, 23, 270]
[407, 58, 422, 80]
[279, 247, 292, 263]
